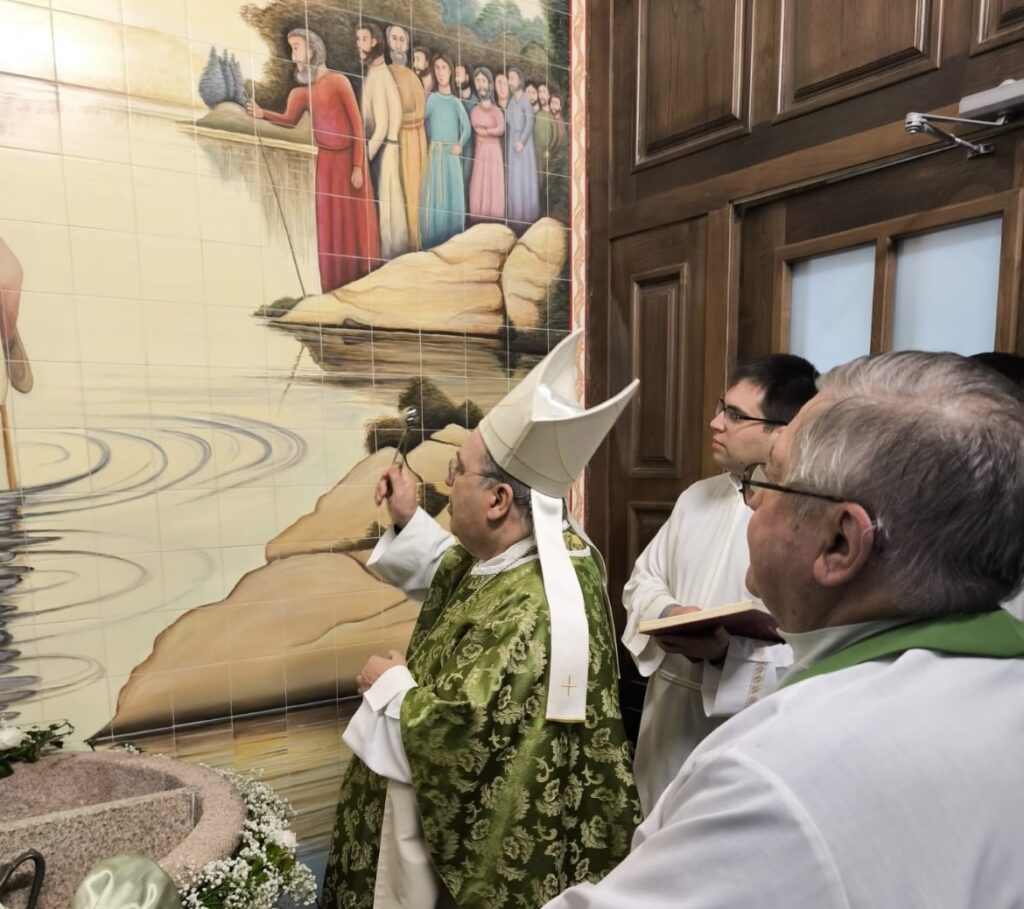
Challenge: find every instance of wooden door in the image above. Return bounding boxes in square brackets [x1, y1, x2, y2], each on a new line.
[585, 0, 1024, 739]
[589, 217, 710, 738]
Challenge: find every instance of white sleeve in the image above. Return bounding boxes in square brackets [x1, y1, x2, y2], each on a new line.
[342, 665, 417, 784]
[621, 501, 684, 678]
[367, 506, 455, 603]
[700, 638, 793, 717]
[540, 749, 848, 909]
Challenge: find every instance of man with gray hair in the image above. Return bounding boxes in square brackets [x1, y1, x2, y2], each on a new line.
[543, 351, 1024, 908]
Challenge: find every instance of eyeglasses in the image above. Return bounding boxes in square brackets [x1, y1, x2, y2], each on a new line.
[715, 398, 788, 428]
[739, 469, 846, 507]
[446, 457, 503, 486]
[740, 468, 885, 551]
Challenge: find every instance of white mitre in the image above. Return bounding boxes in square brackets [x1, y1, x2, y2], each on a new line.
[479, 330, 639, 721]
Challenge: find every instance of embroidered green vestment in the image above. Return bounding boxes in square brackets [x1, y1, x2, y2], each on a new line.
[322, 531, 642, 909]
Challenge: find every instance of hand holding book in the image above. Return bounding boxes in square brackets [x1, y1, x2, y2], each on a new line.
[652, 606, 733, 662]
[639, 600, 784, 645]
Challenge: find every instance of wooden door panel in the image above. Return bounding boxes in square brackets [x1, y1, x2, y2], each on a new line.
[972, 0, 1024, 52]
[778, 0, 943, 118]
[635, 0, 752, 166]
[629, 269, 686, 476]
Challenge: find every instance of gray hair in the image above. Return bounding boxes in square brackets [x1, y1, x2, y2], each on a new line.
[385, 24, 410, 66]
[287, 28, 327, 67]
[785, 351, 1024, 617]
[480, 447, 533, 527]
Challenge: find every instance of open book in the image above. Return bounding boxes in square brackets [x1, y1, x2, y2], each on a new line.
[638, 600, 784, 643]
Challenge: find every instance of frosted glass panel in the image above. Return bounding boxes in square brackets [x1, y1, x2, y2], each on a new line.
[790, 245, 874, 372]
[892, 217, 1001, 353]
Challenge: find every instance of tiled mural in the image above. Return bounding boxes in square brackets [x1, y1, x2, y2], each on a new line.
[0, 0, 580, 875]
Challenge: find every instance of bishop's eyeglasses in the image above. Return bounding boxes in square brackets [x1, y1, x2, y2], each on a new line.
[446, 457, 503, 486]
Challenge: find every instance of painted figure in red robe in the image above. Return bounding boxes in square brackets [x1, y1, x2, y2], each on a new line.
[248, 28, 380, 293]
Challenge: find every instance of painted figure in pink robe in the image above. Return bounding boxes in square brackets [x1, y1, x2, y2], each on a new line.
[467, 67, 506, 225]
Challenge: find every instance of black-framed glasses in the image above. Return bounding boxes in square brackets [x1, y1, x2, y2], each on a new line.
[715, 398, 788, 427]
[446, 457, 503, 486]
[740, 472, 846, 507]
[741, 468, 885, 551]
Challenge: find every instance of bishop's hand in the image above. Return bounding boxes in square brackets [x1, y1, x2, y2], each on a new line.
[356, 650, 407, 694]
[375, 464, 418, 527]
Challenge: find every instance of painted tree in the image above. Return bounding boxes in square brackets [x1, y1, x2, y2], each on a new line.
[440, 0, 480, 27]
[545, 4, 570, 225]
[547, 6, 569, 69]
[198, 46, 228, 108]
[473, 0, 504, 41]
[475, 1, 545, 48]
[227, 52, 247, 104]
[220, 49, 237, 103]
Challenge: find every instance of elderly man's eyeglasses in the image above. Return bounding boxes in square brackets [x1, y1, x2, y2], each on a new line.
[740, 468, 885, 551]
[446, 457, 503, 486]
[739, 470, 847, 507]
[715, 398, 788, 427]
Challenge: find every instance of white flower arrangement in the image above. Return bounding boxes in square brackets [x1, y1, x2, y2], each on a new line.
[0, 719, 73, 779]
[0, 723, 27, 749]
[179, 767, 317, 909]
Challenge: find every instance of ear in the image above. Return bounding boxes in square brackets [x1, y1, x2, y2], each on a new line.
[812, 503, 875, 588]
[486, 482, 515, 522]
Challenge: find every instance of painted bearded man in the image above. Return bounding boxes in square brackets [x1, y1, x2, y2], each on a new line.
[247, 28, 379, 291]
[386, 23, 427, 249]
[357, 23, 409, 259]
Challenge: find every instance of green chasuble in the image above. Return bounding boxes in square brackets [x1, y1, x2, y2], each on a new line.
[322, 530, 642, 909]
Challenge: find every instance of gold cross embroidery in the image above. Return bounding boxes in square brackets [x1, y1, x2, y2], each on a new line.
[562, 676, 577, 698]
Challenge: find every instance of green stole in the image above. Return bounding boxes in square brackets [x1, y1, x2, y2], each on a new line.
[783, 608, 1024, 688]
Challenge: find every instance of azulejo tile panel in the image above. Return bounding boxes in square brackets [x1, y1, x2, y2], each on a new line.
[0, 0, 584, 879]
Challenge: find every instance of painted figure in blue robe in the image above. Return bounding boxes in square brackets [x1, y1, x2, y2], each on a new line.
[420, 54, 472, 249]
[455, 62, 479, 194]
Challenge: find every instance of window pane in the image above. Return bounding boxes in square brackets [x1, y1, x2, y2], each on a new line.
[892, 217, 1001, 354]
[790, 245, 875, 373]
